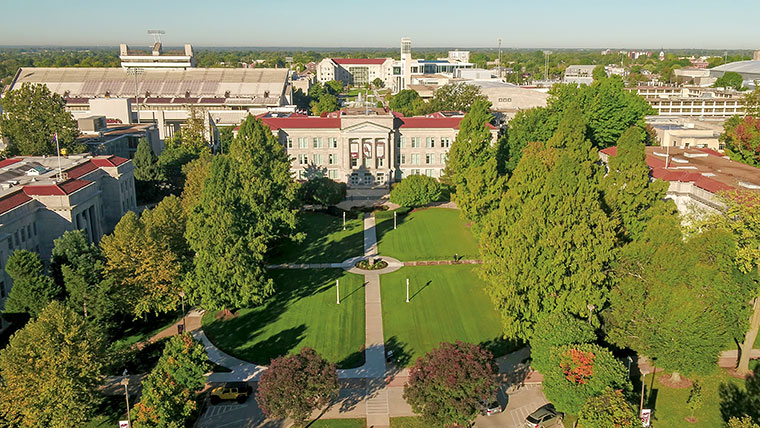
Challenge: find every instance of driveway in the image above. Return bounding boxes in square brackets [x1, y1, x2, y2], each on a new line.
[474, 384, 558, 428]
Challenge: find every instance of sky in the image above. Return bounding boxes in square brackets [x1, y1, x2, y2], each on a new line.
[2, 0, 759, 49]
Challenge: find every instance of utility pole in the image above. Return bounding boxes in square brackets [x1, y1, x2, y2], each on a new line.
[543, 51, 552, 81]
[122, 370, 132, 428]
[179, 291, 186, 333]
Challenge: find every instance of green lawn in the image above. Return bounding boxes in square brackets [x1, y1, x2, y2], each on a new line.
[380, 265, 509, 366]
[83, 396, 126, 428]
[269, 212, 364, 264]
[376, 208, 479, 261]
[203, 269, 366, 368]
[308, 418, 366, 428]
[643, 362, 759, 427]
[390, 417, 429, 428]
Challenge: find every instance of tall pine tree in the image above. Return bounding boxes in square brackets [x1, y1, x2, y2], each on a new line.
[480, 105, 617, 339]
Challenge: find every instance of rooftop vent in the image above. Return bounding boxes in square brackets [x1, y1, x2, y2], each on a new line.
[739, 181, 760, 190]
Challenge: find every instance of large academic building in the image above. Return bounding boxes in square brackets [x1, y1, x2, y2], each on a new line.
[258, 108, 498, 187]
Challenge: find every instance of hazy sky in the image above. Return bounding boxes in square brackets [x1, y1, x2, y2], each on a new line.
[2, 0, 758, 49]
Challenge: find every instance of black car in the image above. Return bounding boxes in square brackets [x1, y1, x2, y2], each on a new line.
[525, 403, 564, 427]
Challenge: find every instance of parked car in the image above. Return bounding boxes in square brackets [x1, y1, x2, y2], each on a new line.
[209, 382, 253, 404]
[481, 397, 502, 416]
[525, 403, 564, 427]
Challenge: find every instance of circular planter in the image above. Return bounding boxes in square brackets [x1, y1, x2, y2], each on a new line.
[355, 259, 389, 270]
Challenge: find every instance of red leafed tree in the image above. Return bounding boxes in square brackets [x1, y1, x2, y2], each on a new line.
[561, 348, 596, 384]
[722, 115, 760, 167]
[255, 348, 339, 427]
[403, 341, 499, 427]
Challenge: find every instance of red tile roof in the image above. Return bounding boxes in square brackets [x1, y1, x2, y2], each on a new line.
[23, 179, 93, 196]
[91, 156, 128, 167]
[65, 161, 99, 179]
[0, 158, 22, 168]
[651, 168, 733, 193]
[333, 58, 387, 65]
[0, 190, 33, 215]
[696, 147, 724, 157]
[260, 117, 341, 131]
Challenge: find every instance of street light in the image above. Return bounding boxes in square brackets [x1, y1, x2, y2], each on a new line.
[179, 291, 186, 333]
[121, 369, 132, 428]
[586, 304, 596, 324]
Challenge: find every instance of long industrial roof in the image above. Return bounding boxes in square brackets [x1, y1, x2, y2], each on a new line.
[8, 67, 289, 99]
[712, 60, 760, 75]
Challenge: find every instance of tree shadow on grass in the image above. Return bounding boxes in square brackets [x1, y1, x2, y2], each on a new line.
[203, 269, 346, 365]
[719, 364, 760, 423]
[268, 211, 364, 264]
[385, 335, 413, 368]
[374, 207, 412, 247]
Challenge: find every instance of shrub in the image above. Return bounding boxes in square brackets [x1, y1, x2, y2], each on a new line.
[577, 388, 638, 428]
[389, 175, 444, 207]
[301, 177, 347, 206]
[543, 343, 630, 414]
[530, 312, 596, 374]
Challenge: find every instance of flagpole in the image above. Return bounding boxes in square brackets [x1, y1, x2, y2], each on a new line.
[55, 133, 62, 181]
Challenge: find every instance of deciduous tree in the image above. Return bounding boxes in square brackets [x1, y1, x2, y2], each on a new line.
[442, 99, 493, 185]
[389, 175, 444, 208]
[132, 334, 209, 428]
[0, 83, 82, 156]
[389, 89, 423, 117]
[543, 344, 630, 414]
[721, 115, 760, 167]
[577, 388, 638, 428]
[530, 312, 596, 375]
[301, 177, 346, 206]
[427, 83, 489, 113]
[714, 71, 745, 90]
[255, 347, 338, 427]
[0, 301, 104, 427]
[50, 230, 104, 318]
[132, 138, 164, 202]
[403, 341, 498, 427]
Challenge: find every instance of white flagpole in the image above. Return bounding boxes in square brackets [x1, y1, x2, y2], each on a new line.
[336, 280, 340, 305]
[55, 133, 62, 181]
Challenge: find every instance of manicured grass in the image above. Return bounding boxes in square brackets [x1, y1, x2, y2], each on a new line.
[203, 269, 366, 368]
[380, 265, 509, 366]
[390, 417, 430, 428]
[83, 396, 126, 428]
[308, 418, 366, 428]
[376, 208, 479, 261]
[269, 212, 364, 264]
[642, 361, 759, 428]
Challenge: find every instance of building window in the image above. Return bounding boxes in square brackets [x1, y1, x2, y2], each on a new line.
[400, 154, 406, 164]
[411, 137, 420, 148]
[287, 137, 293, 149]
[328, 169, 338, 179]
[298, 137, 308, 149]
[313, 154, 323, 165]
[26, 225, 32, 239]
[378, 158, 384, 167]
[441, 137, 451, 148]
[441, 153, 448, 164]
[7, 238, 11, 250]
[411, 168, 421, 175]
[425, 153, 433, 164]
[313, 137, 323, 148]
[411, 154, 420, 165]
[426, 137, 435, 148]
[425, 169, 435, 177]
[398, 136, 406, 148]
[329, 137, 338, 149]
[328, 153, 336, 165]
[351, 158, 358, 168]
[299, 154, 309, 165]
[20, 228, 25, 243]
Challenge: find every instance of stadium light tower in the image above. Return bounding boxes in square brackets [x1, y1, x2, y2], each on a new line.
[543, 50, 553, 81]
[126, 67, 144, 124]
[148, 29, 165, 44]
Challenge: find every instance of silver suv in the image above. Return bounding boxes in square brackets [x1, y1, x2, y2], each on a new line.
[525, 403, 564, 427]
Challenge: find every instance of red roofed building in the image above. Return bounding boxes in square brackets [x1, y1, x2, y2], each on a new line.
[258, 109, 498, 187]
[600, 146, 760, 215]
[0, 155, 136, 305]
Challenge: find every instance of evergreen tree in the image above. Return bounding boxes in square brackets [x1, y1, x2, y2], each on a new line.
[530, 312, 596, 374]
[185, 116, 299, 309]
[3, 250, 62, 317]
[455, 158, 507, 230]
[50, 230, 104, 318]
[132, 138, 164, 202]
[602, 127, 674, 242]
[442, 99, 493, 185]
[0, 301, 104, 427]
[480, 105, 617, 340]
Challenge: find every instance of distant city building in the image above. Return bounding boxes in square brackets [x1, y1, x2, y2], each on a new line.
[646, 116, 724, 151]
[317, 39, 474, 92]
[633, 85, 745, 117]
[563, 65, 597, 85]
[0, 155, 136, 305]
[600, 146, 760, 216]
[673, 68, 716, 87]
[255, 109, 498, 187]
[463, 81, 549, 120]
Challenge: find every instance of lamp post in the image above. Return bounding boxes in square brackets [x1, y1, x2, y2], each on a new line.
[640, 371, 647, 418]
[336, 280, 340, 304]
[586, 304, 596, 324]
[179, 291, 186, 333]
[394, 211, 397, 230]
[122, 369, 131, 427]
[406, 278, 409, 303]
[343, 211, 346, 230]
